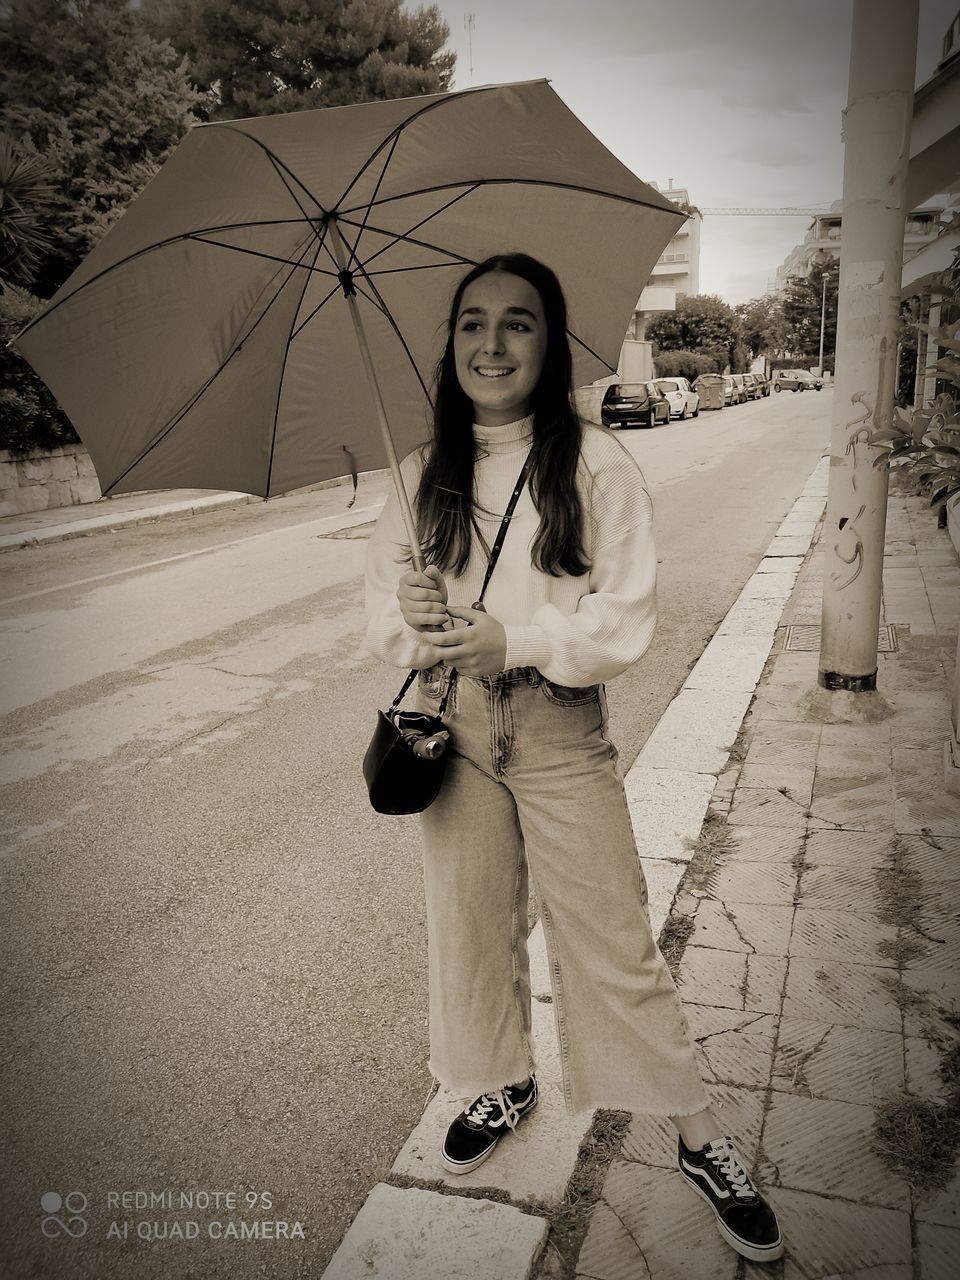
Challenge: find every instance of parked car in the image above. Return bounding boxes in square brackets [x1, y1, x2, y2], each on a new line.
[600, 381, 670, 428]
[654, 376, 700, 420]
[741, 373, 762, 401]
[721, 374, 737, 406]
[751, 372, 770, 397]
[773, 369, 824, 393]
[729, 373, 748, 403]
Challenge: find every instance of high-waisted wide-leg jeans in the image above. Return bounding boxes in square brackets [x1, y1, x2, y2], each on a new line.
[416, 664, 710, 1117]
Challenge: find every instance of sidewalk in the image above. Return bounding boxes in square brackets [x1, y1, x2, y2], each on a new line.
[322, 459, 960, 1280]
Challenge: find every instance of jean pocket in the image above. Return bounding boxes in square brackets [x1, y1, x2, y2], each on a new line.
[539, 678, 600, 707]
[417, 664, 447, 700]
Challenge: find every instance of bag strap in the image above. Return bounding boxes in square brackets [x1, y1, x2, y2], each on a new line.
[389, 452, 533, 717]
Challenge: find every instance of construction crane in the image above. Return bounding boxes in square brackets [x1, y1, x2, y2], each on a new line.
[697, 208, 833, 216]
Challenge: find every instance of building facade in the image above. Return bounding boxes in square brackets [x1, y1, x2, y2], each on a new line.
[775, 201, 945, 291]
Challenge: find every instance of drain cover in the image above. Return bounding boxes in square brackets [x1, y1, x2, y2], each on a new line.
[783, 624, 899, 652]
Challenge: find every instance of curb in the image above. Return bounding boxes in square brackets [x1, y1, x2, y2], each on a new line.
[0, 468, 390, 553]
[320, 452, 832, 1279]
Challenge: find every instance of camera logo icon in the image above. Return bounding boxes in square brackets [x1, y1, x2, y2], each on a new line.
[40, 1191, 88, 1238]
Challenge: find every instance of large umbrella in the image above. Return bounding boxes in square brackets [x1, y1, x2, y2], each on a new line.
[12, 79, 683, 565]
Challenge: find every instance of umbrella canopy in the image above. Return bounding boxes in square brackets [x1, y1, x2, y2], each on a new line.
[13, 79, 682, 502]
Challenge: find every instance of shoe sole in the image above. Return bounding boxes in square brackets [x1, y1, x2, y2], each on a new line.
[440, 1096, 538, 1177]
[680, 1172, 785, 1263]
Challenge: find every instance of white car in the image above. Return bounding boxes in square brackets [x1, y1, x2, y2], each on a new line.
[654, 376, 700, 420]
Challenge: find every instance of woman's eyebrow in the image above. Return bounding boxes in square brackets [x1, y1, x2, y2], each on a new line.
[457, 305, 539, 320]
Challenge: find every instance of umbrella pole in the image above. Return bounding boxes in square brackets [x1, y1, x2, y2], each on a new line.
[326, 217, 427, 573]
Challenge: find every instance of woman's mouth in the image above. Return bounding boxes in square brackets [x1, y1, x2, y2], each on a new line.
[474, 366, 515, 378]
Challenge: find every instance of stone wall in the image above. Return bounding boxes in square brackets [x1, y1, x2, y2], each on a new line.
[0, 445, 102, 518]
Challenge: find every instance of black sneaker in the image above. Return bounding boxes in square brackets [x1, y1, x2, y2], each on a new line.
[677, 1134, 784, 1263]
[440, 1076, 538, 1175]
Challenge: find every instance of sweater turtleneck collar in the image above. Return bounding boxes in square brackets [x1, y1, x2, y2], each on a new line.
[472, 414, 535, 454]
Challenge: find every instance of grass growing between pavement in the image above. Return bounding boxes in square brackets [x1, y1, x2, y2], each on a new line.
[871, 838, 960, 1196]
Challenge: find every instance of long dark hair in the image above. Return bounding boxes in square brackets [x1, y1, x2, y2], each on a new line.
[415, 253, 589, 578]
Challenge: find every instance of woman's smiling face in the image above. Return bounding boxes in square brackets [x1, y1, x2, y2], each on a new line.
[453, 271, 548, 426]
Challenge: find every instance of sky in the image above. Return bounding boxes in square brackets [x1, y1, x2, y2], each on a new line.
[429, 0, 958, 303]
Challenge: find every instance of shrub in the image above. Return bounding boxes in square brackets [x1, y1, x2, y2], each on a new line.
[0, 284, 78, 455]
[653, 349, 721, 380]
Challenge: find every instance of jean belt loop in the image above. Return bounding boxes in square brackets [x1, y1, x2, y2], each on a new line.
[527, 668, 540, 687]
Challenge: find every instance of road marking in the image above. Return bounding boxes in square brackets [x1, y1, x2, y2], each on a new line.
[0, 502, 385, 607]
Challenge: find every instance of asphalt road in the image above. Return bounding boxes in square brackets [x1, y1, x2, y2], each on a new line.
[0, 387, 831, 1278]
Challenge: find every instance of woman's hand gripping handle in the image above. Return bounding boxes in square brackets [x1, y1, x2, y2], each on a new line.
[398, 565, 449, 632]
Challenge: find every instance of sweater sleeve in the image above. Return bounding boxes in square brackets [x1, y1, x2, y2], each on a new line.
[364, 450, 438, 671]
[501, 447, 657, 685]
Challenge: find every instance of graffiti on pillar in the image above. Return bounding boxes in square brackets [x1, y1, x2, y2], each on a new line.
[832, 503, 866, 590]
[844, 390, 874, 493]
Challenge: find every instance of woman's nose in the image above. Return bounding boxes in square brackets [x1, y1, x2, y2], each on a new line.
[482, 327, 504, 355]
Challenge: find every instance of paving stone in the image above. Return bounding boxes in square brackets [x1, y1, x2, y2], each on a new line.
[819, 722, 894, 752]
[322, 1183, 548, 1280]
[898, 834, 960, 885]
[916, 1220, 960, 1278]
[715, 598, 785, 638]
[581, 1160, 740, 1280]
[748, 718, 822, 744]
[738, 762, 814, 805]
[708, 861, 798, 906]
[808, 770, 896, 832]
[624, 768, 717, 863]
[739, 571, 799, 601]
[781, 958, 901, 1032]
[637, 688, 754, 774]
[744, 737, 819, 770]
[643, 857, 687, 936]
[771, 1018, 904, 1106]
[683, 647, 770, 694]
[892, 747, 960, 836]
[766, 652, 821, 687]
[900, 968, 960, 1037]
[739, 1187, 910, 1279]
[757, 554, 805, 571]
[675, 947, 787, 1015]
[727, 787, 807, 830]
[757, 536, 810, 558]
[762, 1092, 910, 1210]
[688, 899, 794, 955]
[903, 909, 960, 974]
[803, 829, 896, 869]
[904, 1034, 949, 1103]
[528, 919, 551, 1001]
[789, 907, 898, 965]
[749, 683, 817, 721]
[392, 1024, 589, 1205]
[684, 1005, 778, 1091]
[622, 1081, 766, 1168]
[915, 1166, 960, 1231]
[723, 826, 804, 863]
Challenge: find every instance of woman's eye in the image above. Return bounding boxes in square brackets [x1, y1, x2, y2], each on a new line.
[460, 321, 481, 331]
[508, 322, 530, 331]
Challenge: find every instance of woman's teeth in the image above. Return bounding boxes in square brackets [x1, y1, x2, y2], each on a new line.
[475, 368, 513, 377]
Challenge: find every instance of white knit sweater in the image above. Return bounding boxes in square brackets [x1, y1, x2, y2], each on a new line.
[364, 415, 657, 686]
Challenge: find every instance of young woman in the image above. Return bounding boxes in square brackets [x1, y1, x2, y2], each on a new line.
[364, 253, 784, 1265]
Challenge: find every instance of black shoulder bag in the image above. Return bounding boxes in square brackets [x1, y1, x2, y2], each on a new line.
[363, 455, 532, 815]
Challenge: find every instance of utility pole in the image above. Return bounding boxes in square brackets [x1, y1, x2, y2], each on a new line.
[464, 13, 475, 86]
[817, 271, 828, 376]
[819, 0, 918, 695]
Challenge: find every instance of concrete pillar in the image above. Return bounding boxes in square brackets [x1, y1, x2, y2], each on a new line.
[819, 0, 919, 692]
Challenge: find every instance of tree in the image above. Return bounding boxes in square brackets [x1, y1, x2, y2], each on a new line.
[735, 293, 788, 361]
[0, 132, 58, 288]
[652, 349, 720, 380]
[141, 0, 456, 122]
[647, 294, 741, 371]
[0, 0, 201, 296]
[781, 259, 839, 372]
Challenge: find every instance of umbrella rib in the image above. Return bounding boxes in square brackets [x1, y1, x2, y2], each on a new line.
[336, 214, 473, 271]
[346, 184, 481, 275]
[363, 261, 465, 277]
[10, 218, 318, 340]
[188, 234, 337, 277]
[351, 262, 435, 410]
[265, 229, 327, 498]
[289, 279, 342, 342]
[103, 232, 320, 496]
[333, 82, 504, 212]
[340, 177, 686, 219]
[212, 123, 327, 220]
[345, 131, 401, 269]
[568, 329, 618, 374]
